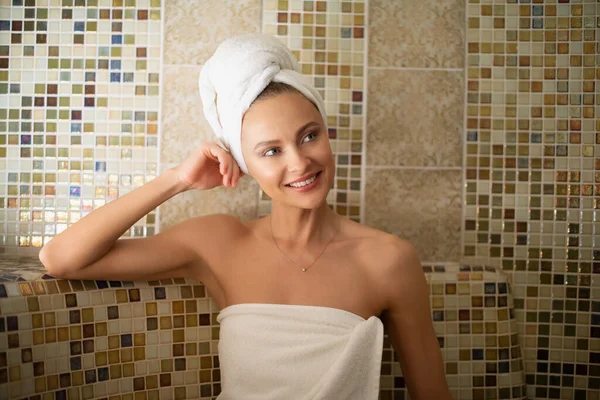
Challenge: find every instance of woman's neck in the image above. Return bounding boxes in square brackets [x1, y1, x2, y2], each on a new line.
[268, 201, 338, 247]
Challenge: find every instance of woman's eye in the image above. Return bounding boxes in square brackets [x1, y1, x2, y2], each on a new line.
[264, 148, 279, 157]
[264, 133, 318, 157]
[304, 132, 317, 142]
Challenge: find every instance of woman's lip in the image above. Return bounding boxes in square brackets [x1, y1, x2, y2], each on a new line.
[285, 171, 321, 187]
[285, 171, 321, 186]
[284, 171, 321, 187]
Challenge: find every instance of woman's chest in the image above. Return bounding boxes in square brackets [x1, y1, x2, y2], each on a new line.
[210, 240, 386, 320]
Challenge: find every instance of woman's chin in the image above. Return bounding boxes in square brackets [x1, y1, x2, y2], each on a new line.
[270, 191, 329, 210]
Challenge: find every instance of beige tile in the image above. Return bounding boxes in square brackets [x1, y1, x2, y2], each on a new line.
[364, 168, 462, 262]
[164, 0, 261, 65]
[368, 0, 465, 68]
[161, 65, 215, 165]
[367, 68, 464, 167]
[158, 173, 260, 231]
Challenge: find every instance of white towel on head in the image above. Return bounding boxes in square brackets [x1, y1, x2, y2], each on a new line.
[198, 33, 328, 174]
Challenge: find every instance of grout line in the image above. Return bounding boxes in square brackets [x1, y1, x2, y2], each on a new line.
[162, 63, 203, 68]
[369, 66, 464, 71]
[359, 1, 370, 224]
[460, 0, 468, 262]
[156, 0, 166, 234]
[366, 165, 463, 170]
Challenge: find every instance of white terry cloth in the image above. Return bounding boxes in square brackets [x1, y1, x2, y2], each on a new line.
[215, 303, 384, 400]
[198, 33, 328, 175]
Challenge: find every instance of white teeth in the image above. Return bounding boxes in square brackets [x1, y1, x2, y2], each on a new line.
[289, 174, 317, 188]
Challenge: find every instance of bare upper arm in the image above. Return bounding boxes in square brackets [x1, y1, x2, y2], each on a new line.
[375, 238, 452, 399]
[41, 213, 236, 282]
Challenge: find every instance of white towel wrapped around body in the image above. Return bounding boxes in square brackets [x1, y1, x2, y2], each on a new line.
[198, 34, 328, 174]
[215, 303, 384, 400]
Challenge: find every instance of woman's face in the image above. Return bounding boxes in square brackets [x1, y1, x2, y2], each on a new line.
[241, 91, 335, 209]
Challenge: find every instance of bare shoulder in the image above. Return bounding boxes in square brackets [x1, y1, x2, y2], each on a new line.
[341, 219, 418, 265]
[343, 220, 424, 307]
[176, 213, 249, 256]
[184, 213, 246, 234]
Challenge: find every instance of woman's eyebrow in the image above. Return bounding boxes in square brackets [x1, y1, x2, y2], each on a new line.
[253, 121, 321, 150]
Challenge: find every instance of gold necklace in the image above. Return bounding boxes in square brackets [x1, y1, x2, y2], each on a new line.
[269, 215, 339, 272]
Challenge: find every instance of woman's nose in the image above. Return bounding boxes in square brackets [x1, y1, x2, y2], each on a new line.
[286, 148, 311, 173]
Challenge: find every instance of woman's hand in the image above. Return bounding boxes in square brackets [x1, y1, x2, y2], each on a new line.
[172, 141, 245, 192]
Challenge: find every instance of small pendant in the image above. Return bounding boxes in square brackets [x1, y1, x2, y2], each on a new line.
[302, 268, 307, 272]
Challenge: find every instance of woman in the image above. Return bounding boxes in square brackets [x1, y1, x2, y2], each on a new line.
[39, 34, 451, 399]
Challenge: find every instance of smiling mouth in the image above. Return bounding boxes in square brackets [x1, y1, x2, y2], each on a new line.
[285, 171, 322, 188]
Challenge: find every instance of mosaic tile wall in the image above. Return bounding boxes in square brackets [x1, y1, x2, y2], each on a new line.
[463, 1, 599, 399]
[0, 0, 163, 257]
[260, 0, 366, 221]
[0, 256, 527, 399]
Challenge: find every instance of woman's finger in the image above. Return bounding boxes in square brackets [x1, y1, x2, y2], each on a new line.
[228, 159, 236, 187]
[232, 165, 240, 187]
[210, 144, 229, 177]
